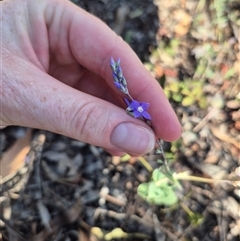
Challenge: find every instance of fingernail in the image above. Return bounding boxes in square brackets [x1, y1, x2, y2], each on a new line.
[110, 122, 155, 154]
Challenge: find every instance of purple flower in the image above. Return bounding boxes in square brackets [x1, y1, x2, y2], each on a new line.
[110, 57, 152, 123]
[126, 99, 151, 120]
[114, 81, 127, 93]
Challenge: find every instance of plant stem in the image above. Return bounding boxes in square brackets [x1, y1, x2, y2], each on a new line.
[173, 172, 232, 184]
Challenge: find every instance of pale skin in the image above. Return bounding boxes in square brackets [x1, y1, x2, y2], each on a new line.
[1, 0, 181, 156]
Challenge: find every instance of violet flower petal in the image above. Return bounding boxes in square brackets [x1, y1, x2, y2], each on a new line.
[112, 73, 119, 83]
[130, 100, 140, 109]
[140, 102, 150, 111]
[124, 98, 130, 107]
[133, 110, 142, 118]
[142, 111, 152, 120]
[114, 82, 122, 90]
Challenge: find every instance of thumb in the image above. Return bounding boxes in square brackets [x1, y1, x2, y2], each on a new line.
[3, 68, 155, 156]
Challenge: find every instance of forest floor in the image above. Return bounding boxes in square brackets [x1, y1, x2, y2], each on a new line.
[1, 0, 239, 241]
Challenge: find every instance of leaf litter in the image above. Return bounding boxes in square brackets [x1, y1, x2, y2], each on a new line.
[1, 0, 240, 240]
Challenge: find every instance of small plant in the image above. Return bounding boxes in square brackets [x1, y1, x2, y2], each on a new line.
[164, 80, 208, 109]
[110, 58, 176, 205]
[137, 169, 178, 206]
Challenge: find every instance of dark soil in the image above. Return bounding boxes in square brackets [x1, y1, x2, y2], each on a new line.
[1, 0, 239, 241]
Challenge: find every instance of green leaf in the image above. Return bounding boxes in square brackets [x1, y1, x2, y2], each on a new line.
[129, 9, 143, 19]
[224, 68, 235, 79]
[138, 180, 178, 206]
[149, 183, 178, 206]
[137, 182, 149, 198]
[158, 166, 175, 183]
[181, 88, 191, 96]
[182, 96, 195, 106]
[195, 64, 206, 76]
[172, 93, 183, 102]
[124, 30, 133, 44]
[191, 85, 203, 97]
[165, 152, 175, 159]
[157, 159, 164, 165]
[168, 82, 180, 92]
[152, 169, 166, 182]
[164, 89, 171, 99]
[199, 98, 208, 109]
[170, 39, 179, 48]
[205, 68, 215, 79]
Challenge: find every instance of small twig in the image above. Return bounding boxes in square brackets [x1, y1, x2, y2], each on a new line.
[19, 132, 46, 197]
[41, 160, 79, 186]
[211, 126, 239, 149]
[155, 139, 173, 177]
[104, 194, 126, 207]
[193, 108, 218, 132]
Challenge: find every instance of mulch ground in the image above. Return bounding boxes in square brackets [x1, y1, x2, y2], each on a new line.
[1, 0, 239, 240]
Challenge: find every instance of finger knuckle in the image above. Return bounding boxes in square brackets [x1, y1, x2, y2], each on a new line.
[69, 101, 109, 142]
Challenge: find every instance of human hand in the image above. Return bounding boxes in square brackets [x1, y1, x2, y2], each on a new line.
[1, 0, 181, 156]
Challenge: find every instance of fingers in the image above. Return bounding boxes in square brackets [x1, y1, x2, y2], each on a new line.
[3, 0, 181, 154]
[44, 0, 181, 141]
[2, 60, 155, 156]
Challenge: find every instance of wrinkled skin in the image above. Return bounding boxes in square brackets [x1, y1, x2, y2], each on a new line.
[1, 0, 181, 156]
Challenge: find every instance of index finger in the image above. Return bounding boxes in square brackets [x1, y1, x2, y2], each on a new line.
[45, 0, 181, 141]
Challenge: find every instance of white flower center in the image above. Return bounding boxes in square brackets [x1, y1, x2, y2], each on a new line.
[137, 106, 144, 113]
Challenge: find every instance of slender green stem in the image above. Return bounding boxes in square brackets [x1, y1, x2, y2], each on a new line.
[180, 202, 194, 217]
[155, 172, 232, 186]
[174, 173, 232, 184]
[138, 156, 153, 172]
